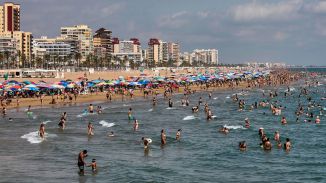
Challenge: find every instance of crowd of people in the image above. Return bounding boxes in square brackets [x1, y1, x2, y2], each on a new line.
[20, 70, 324, 175]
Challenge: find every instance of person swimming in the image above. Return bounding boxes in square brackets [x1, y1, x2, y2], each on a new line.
[108, 131, 115, 137]
[284, 138, 291, 151]
[168, 99, 173, 108]
[281, 116, 287, 125]
[39, 123, 45, 139]
[142, 137, 152, 149]
[88, 159, 97, 173]
[219, 127, 229, 134]
[161, 129, 167, 145]
[176, 129, 181, 140]
[245, 118, 250, 128]
[88, 122, 94, 136]
[239, 141, 247, 151]
[192, 106, 199, 113]
[58, 119, 65, 129]
[88, 104, 94, 113]
[274, 131, 280, 141]
[97, 106, 102, 114]
[128, 108, 133, 120]
[133, 119, 139, 131]
[263, 138, 272, 150]
[315, 116, 320, 124]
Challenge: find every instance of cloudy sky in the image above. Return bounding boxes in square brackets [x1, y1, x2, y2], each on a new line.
[14, 0, 326, 65]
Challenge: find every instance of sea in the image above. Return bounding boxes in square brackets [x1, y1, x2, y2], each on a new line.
[0, 69, 325, 183]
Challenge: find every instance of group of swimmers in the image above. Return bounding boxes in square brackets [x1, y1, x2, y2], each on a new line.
[24, 70, 323, 175]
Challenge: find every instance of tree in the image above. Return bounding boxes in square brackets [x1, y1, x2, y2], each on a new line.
[74, 52, 82, 68]
[4, 51, 10, 69]
[36, 57, 42, 68]
[129, 59, 135, 70]
[0, 52, 4, 69]
[167, 59, 175, 67]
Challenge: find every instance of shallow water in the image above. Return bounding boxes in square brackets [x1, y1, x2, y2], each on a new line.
[0, 80, 325, 182]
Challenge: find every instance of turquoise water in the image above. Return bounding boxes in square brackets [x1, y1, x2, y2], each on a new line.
[0, 77, 325, 182]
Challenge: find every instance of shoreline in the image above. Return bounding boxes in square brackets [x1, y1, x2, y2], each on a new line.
[6, 83, 248, 111]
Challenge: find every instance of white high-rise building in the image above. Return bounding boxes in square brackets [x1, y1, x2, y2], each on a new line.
[60, 25, 93, 61]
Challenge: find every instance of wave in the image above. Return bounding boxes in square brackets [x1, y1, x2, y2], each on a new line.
[148, 108, 153, 112]
[42, 120, 52, 124]
[166, 107, 176, 110]
[77, 112, 96, 118]
[123, 104, 131, 107]
[21, 131, 57, 144]
[223, 125, 245, 130]
[183, 115, 197, 120]
[213, 97, 218, 100]
[225, 96, 230, 99]
[99, 120, 115, 128]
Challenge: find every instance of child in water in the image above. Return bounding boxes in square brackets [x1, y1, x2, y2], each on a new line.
[88, 159, 97, 172]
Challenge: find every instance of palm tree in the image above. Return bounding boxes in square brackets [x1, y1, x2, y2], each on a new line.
[0, 52, 4, 69]
[74, 52, 82, 68]
[4, 51, 10, 69]
[36, 57, 42, 68]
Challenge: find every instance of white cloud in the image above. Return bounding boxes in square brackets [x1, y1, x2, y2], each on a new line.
[100, 3, 125, 16]
[274, 31, 288, 41]
[231, 0, 303, 22]
[158, 11, 189, 28]
[305, 0, 326, 14]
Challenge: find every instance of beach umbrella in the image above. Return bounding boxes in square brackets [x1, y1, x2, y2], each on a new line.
[22, 87, 39, 91]
[66, 83, 76, 88]
[50, 84, 65, 89]
[96, 82, 107, 86]
[22, 81, 31, 85]
[24, 84, 38, 88]
[91, 79, 102, 84]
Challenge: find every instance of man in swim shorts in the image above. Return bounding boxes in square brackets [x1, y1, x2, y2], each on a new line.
[88, 104, 94, 113]
[78, 150, 88, 175]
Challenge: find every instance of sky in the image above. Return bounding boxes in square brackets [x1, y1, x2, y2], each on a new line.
[9, 0, 326, 65]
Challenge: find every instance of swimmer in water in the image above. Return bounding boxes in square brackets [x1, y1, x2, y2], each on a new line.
[209, 92, 212, 99]
[284, 138, 291, 151]
[142, 137, 151, 149]
[108, 131, 115, 137]
[274, 131, 280, 141]
[88, 159, 97, 173]
[161, 129, 167, 145]
[219, 127, 229, 134]
[281, 116, 287, 125]
[263, 138, 272, 150]
[198, 97, 203, 105]
[2, 107, 7, 116]
[192, 106, 199, 113]
[27, 105, 31, 112]
[8, 118, 13, 121]
[259, 128, 264, 137]
[133, 119, 139, 131]
[128, 108, 132, 120]
[88, 122, 94, 136]
[152, 97, 157, 106]
[58, 118, 65, 129]
[96, 106, 102, 114]
[239, 141, 247, 151]
[176, 129, 181, 140]
[77, 150, 88, 175]
[39, 123, 45, 139]
[168, 99, 173, 108]
[207, 109, 213, 120]
[245, 118, 250, 128]
[315, 116, 320, 124]
[88, 104, 94, 113]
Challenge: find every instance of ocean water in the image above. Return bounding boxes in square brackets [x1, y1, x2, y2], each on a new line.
[0, 78, 325, 182]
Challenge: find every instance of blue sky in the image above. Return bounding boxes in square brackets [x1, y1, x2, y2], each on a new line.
[13, 0, 326, 65]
